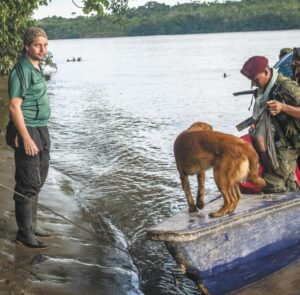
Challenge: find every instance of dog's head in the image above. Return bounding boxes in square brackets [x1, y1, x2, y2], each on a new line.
[187, 122, 213, 132]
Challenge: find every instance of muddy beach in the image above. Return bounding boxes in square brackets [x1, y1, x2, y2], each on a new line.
[0, 152, 141, 295]
[0, 78, 141, 295]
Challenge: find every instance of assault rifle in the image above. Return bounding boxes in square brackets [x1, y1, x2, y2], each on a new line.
[233, 89, 258, 131]
[235, 116, 255, 132]
[233, 89, 258, 97]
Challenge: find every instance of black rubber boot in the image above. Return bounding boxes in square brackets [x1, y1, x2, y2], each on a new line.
[15, 200, 49, 249]
[32, 195, 53, 238]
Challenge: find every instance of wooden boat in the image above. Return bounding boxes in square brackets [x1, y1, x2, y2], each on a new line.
[147, 133, 300, 294]
[147, 54, 300, 294]
[147, 190, 300, 294]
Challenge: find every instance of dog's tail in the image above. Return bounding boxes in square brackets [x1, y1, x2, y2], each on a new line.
[246, 147, 266, 187]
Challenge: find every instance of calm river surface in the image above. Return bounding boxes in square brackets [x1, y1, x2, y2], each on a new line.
[45, 30, 300, 294]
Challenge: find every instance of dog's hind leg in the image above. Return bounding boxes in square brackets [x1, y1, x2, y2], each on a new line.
[196, 171, 205, 209]
[180, 174, 197, 212]
[227, 159, 244, 213]
[209, 189, 231, 217]
[209, 167, 232, 217]
[247, 150, 266, 187]
[229, 183, 241, 212]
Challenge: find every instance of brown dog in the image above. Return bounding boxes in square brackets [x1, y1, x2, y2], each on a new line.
[174, 122, 265, 217]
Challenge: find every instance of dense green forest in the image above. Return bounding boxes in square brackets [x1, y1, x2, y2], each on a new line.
[0, 0, 117, 75]
[39, 0, 300, 40]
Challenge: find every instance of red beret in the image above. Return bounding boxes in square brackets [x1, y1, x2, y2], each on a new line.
[240, 56, 269, 79]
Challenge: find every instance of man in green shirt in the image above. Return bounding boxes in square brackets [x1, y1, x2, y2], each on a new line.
[241, 56, 300, 193]
[7, 27, 52, 249]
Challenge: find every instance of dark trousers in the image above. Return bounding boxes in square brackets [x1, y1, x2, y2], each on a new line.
[14, 126, 50, 203]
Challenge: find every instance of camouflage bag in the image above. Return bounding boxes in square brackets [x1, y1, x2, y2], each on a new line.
[292, 47, 300, 84]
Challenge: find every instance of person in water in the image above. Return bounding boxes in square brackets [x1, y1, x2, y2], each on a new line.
[241, 55, 300, 193]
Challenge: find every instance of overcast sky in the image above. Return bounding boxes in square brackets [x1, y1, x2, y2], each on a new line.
[33, 0, 197, 19]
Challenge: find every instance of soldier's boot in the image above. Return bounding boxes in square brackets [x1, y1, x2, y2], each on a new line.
[15, 200, 49, 249]
[32, 195, 53, 238]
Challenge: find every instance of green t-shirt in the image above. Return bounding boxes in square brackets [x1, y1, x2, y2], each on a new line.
[9, 57, 50, 127]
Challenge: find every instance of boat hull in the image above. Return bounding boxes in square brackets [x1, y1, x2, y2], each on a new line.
[147, 192, 300, 294]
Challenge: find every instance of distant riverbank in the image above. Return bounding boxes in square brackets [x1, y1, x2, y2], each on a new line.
[38, 0, 300, 40]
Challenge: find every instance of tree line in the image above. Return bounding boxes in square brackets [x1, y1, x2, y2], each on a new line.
[1, 0, 299, 76]
[39, 0, 300, 40]
[0, 0, 126, 75]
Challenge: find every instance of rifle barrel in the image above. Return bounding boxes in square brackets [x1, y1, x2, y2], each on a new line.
[233, 90, 256, 96]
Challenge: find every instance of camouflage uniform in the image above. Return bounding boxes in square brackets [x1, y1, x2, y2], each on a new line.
[263, 73, 300, 193]
[292, 48, 300, 85]
[279, 48, 292, 59]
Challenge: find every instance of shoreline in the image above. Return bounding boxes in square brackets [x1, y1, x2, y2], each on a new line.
[0, 77, 142, 295]
[0, 151, 141, 295]
[0, 149, 89, 295]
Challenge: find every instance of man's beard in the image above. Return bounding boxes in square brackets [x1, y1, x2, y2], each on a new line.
[28, 52, 44, 61]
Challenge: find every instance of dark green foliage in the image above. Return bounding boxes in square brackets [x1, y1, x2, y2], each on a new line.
[81, 0, 109, 15]
[40, 0, 300, 40]
[2, 0, 300, 75]
[0, 0, 127, 75]
[0, 0, 48, 75]
[42, 52, 57, 69]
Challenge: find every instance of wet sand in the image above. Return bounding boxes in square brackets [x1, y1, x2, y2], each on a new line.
[0, 150, 140, 295]
[0, 150, 95, 295]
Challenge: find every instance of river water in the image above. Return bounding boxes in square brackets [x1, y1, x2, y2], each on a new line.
[44, 30, 300, 294]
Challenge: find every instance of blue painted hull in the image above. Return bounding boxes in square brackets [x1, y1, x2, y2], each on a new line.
[147, 192, 300, 294]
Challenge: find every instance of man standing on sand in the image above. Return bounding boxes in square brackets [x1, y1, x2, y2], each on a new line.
[7, 27, 52, 249]
[240, 56, 300, 193]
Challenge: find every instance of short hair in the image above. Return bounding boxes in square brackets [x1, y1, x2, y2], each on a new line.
[23, 27, 48, 46]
